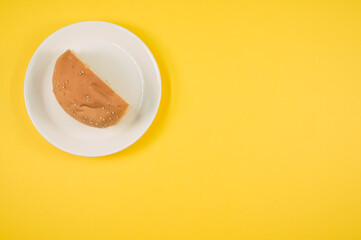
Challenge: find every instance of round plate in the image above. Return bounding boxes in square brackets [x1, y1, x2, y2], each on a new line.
[24, 21, 161, 157]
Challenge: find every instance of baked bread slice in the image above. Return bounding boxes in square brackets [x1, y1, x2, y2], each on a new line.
[52, 50, 129, 128]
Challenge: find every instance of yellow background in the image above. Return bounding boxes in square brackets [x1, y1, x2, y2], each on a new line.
[1, 0, 361, 239]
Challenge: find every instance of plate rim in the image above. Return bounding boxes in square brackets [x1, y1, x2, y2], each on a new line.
[24, 21, 162, 157]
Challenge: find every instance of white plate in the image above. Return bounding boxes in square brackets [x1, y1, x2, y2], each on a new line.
[24, 21, 161, 157]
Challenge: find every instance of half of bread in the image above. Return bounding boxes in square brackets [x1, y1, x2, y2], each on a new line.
[52, 50, 129, 128]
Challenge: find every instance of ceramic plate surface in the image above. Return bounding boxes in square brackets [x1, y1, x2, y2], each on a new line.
[24, 21, 161, 157]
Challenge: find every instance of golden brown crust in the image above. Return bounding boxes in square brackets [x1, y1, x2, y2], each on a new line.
[52, 50, 129, 128]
